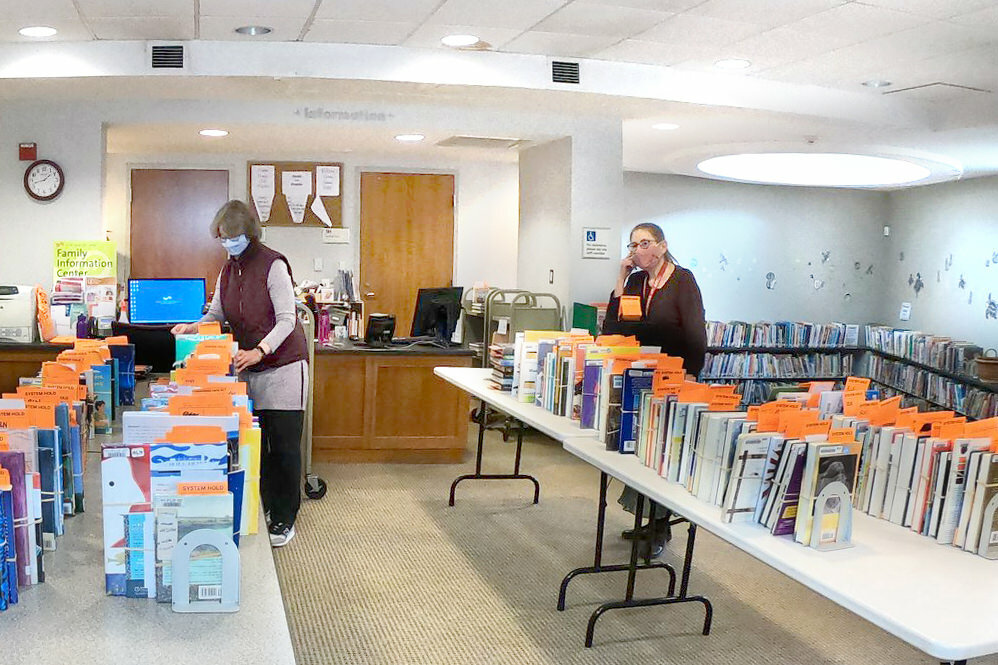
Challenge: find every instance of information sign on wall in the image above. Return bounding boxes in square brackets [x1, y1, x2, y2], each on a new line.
[53, 241, 116, 280]
[582, 227, 611, 259]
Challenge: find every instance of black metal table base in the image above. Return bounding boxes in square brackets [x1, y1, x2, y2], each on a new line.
[448, 401, 540, 506]
[559, 471, 713, 648]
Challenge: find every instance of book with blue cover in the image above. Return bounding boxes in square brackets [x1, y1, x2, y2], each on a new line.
[55, 403, 76, 515]
[37, 428, 65, 541]
[580, 362, 602, 430]
[619, 368, 655, 454]
[0, 485, 17, 606]
[109, 343, 136, 406]
[92, 364, 114, 435]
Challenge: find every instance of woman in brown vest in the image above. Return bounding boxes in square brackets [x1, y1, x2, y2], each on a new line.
[172, 200, 309, 547]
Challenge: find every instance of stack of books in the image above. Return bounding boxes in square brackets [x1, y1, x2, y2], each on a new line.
[488, 344, 515, 392]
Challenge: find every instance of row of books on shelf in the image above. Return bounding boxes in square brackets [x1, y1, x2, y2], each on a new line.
[699, 352, 853, 380]
[866, 325, 982, 376]
[100, 324, 261, 611]
[868, 355, 998, 420]
[705, 320, 860, 348]
[0, 336, 136, 611]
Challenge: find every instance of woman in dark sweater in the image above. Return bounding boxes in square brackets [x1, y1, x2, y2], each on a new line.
[602, 222, 707, 557]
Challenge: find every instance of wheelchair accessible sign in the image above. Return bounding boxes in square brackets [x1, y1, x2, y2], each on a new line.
[582, 227, 611, 259]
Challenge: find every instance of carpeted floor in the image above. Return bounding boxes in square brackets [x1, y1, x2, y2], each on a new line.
[273, 430, 997, 665]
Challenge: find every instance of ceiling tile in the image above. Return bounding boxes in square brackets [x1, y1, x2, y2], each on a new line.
[686, 0, 848, 29]
[78, 0, 194, 19]
[860, 0, 996, 20]
[592, 38, 716, 66]
[577, 0, 707, 10]
[314, 0, 441, 23]
[0, 0, 78, 21]
[726, 26, 861, 72]
[304, 20, 416, 45]
[0, 19, 92, 41]
[949, 3, 998, 28]
[881, 45, 998, 91]
[636, 13, 766, 45]
[850, 21, 997, 65]
[199, 16, 307, 41]
[200, 0, 316, 18]
[533, 2, 672, 37]
[91, 16, 194, 40]
[789, 2, 928, 41]
[501, 30, 623, 57]
[427, 0, 569, 31]
[401, 23, 523, 50]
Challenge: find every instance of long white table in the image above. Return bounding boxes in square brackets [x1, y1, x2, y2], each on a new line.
[435, 365, 998, 664]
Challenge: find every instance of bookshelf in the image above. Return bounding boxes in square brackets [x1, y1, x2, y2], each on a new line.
[866, 350, 998, 419]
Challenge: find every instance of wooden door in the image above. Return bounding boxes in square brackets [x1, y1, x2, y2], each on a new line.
[130, 169, 230, 288]
[360, 173, 455, 335]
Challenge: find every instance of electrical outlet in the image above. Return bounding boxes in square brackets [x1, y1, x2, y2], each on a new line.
[313, 257, 323, 272]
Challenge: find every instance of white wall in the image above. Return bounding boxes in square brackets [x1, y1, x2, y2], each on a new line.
[0, 102, 105, 288]
[104, 152, 518, 294]
[883, 176, 998, 350]
[621, 172, 890, 326]
[518, 138, 572, 307]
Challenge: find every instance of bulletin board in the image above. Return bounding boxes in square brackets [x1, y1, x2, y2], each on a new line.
[246, 161, 343, 227]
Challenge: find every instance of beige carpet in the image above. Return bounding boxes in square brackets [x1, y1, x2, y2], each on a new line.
[273, 430, 996, 665]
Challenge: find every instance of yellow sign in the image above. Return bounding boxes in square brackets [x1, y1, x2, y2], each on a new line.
[54, 240, 116, 279]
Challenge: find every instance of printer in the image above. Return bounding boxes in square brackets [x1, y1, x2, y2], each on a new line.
[0, 285, 37, 343]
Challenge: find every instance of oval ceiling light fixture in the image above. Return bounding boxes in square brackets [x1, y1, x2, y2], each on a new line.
[714, 58, 751, 70]
[862, 79, 892, 88]
[19, 26, 57, 37]
[697, 153, 932, 187]
[651, 122, 680, 131]
[235, 25, 272, 36]
[199, 129, 229, 137]
[441, 34, 481, 48]
[394, 134, 425, 143]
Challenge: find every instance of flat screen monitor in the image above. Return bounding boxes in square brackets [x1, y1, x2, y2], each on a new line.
[411, 286, 463, 341]
[128, 278, 206, 325]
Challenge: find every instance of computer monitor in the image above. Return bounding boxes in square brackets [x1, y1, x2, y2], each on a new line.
[410, 286, 463, 342]
[128, 278, 206, 325]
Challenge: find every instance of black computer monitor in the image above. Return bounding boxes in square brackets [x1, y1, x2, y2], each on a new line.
[411, 286, 463, 342]
[128, 278, 206, 324]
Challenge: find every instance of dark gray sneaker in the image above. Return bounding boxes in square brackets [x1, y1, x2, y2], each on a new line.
[269, 522, 295, 548]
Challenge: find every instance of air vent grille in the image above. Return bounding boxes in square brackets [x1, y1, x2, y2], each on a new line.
[436, 136, 524, 149]
[151, 44, 185, 69]
[552, 61, 580, 84]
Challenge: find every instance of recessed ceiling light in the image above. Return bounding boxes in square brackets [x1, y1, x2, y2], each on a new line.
[441, 34, 480, 48]
[395, 134, 425, 143]
[714, 58, 751, 70]
[862, 79, 892, 88]
[697, 153, 931, 187]
[19, 26, 57, 38]
[235, 25, 272, 36]
[652, 123, 680, 131]
[199, 129, 229, 138]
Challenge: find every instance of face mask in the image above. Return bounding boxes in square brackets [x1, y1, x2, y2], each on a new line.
[220, 234, 250, 256]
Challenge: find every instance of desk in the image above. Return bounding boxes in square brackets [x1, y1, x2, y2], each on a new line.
[313, 344, 473, 463]
[563, 437, 998, 664]
[0, 342, 66, 393]
[433, 367, 597, 505]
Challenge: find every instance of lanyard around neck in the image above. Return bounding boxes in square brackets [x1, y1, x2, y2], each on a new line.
[642, 261, 671, 311]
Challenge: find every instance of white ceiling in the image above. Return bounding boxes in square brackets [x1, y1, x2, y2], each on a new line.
[4, 0, 998, 187]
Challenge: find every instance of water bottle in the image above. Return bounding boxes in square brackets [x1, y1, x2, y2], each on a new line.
[318, 307, 331, 344]
[76, 313, 89, 339]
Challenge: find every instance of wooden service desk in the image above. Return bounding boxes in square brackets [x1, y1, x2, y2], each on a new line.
[0, 342, 67, 394]
[312, 342, 473, 463]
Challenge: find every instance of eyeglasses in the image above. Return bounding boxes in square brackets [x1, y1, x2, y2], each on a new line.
[626, 239, 657, 251]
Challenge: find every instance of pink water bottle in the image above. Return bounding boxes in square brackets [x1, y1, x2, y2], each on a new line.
[318, 307, 330, 344]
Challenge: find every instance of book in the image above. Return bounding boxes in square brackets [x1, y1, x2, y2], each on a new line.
[770, 443, 808, 536]
[965, 454, 998, 555]
[795, 441, 860, 547]
[936, 438, 991, 544]
[721, 433, 772, 523]
[926, 451, 952, 538]
[619, 368, 654, 454]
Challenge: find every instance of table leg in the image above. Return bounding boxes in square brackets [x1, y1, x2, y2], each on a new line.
[558, 477, 675, 611]
[449, 400, 542, 506]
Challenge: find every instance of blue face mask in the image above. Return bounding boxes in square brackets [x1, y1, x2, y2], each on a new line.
[220, 234, 250, 256]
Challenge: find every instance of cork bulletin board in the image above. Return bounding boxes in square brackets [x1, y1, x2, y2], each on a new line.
[247, 161, 343, 227]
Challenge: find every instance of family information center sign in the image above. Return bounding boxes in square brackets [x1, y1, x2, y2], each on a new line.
[582, 227, 611, 259]
[54, 241, 116, 279]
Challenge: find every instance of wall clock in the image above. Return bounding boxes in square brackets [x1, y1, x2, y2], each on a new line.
[24, 159, 65, 201]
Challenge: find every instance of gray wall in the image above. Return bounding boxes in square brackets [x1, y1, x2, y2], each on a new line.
[883, 176, 998, 350]
[621, 172, 890, 327]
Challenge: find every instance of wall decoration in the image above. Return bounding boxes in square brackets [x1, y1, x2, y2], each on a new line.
[913, 273, 924, 295]
[246, 161, 343, 227]
[969, 291, 974, 305]
[959, 275, 966, 289]
[719, 253, 728, 271]
[813, 279, 825, 290]
[944, 254, 953, 271]
[854, 262, 861, 271]
[987, 294, 997, 320]
[765, 272, 776, 290]
[821, 250, 831, 263]
[937, 270, 941, 283]
[866, 265, 874, 275]
[899, 251, 905, 261]
[908, 274, 914, 286]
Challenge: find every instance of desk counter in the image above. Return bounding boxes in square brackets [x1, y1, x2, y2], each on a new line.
[0, 341, 69, 393]
[312, 343, 473, 463]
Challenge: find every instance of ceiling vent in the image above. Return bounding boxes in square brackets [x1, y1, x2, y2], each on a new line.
[552, 60, 580, 85]
[436, 136, 526, 150]
[149, 43, 185, 70]
[883, 82, 990, 101]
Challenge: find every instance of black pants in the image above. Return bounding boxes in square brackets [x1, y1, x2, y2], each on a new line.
[257, 409, 303, 526]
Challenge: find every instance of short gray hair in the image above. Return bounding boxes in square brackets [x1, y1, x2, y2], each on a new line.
[210, 200, 262, 240]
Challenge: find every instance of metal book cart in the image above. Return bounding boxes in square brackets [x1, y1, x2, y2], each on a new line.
[449, 290, 563, 506]
[296, 302, 327, 500]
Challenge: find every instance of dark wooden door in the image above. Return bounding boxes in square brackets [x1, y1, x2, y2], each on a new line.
[130, 169, 230, 289]
[359, 173, 455, 334]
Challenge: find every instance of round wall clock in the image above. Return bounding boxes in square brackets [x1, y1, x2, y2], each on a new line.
[24, 159, 65, 201]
